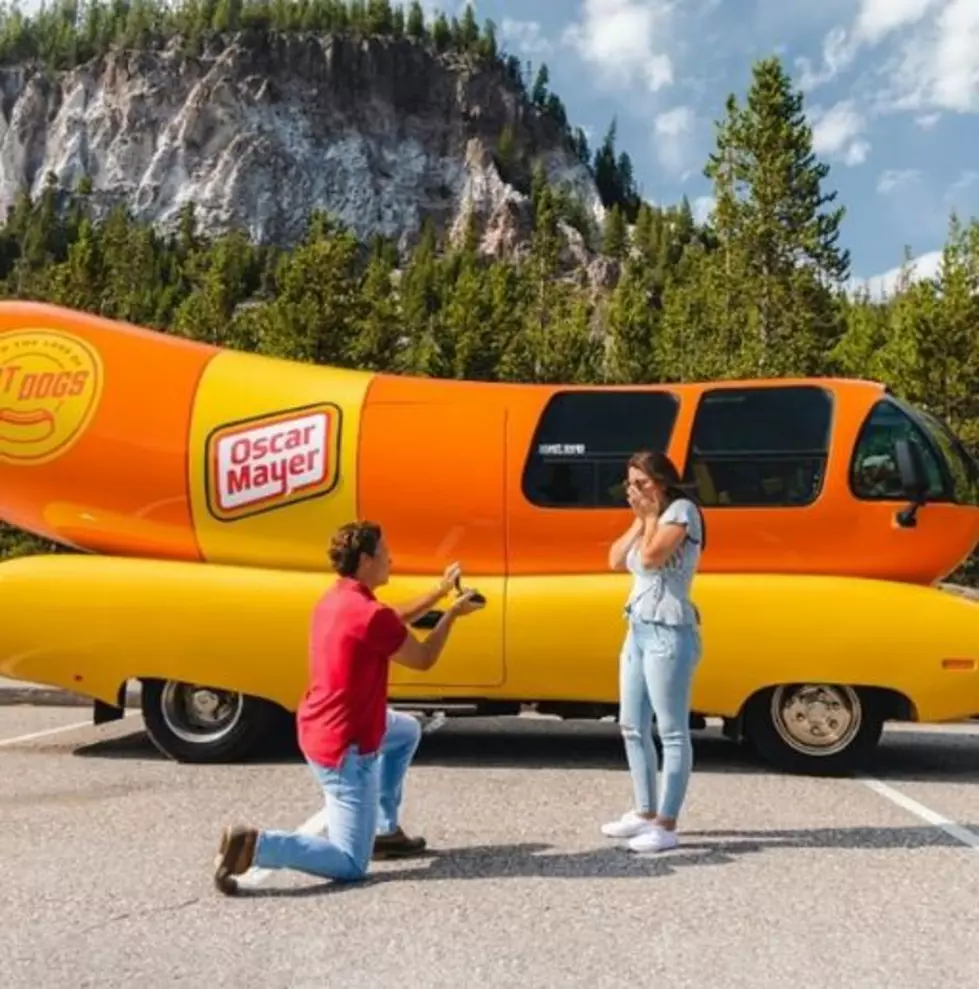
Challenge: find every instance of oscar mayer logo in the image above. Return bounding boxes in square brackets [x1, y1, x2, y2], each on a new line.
[0, 329, 103, 465]
[205, 403, 341, 521]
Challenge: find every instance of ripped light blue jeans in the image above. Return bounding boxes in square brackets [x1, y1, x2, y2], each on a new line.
[252, 709, 422, 881]
[618, 619, 702, 821]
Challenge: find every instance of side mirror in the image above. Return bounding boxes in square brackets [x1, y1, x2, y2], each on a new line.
[893, 439, 928, 527]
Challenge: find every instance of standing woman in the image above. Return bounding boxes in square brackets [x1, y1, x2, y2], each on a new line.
[603, 450, 706, 853]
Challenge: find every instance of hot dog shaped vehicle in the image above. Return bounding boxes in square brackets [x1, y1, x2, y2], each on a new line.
[0, 301, 976, 774]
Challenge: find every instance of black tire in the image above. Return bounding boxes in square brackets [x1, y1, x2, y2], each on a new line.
[140, 678, 280, 763]
[742, 684, 884, 776]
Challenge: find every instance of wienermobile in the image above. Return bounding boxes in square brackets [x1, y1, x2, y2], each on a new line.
[0, 301, 976, 774]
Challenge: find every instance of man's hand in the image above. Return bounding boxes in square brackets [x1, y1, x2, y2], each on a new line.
[438, 561, 462, 596]
[394, 588, 482, 672]
[450, 589, 484, 617]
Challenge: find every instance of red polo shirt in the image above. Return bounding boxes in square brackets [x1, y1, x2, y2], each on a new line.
[297, 577, 409, 769]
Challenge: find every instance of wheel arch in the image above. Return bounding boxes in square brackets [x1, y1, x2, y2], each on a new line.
[138, 676, 291, 763]
[734, 680, 917, 725]
[734, 681, 913, 775]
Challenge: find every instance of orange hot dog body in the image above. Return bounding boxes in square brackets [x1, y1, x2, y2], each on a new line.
[0, 302, 217, 561]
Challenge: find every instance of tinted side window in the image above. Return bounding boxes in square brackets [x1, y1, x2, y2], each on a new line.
[850, 400, 947, 501]
[915, 408, 979, 506]
[523, 391, 679, 508]
[683, 386, 832, 507]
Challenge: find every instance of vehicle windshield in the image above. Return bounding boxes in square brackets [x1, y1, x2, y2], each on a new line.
[911, 405, 979, 507]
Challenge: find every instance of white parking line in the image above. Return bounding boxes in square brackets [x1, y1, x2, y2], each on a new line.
[0, 710, 139, 748]
[861, 778, 979, 853]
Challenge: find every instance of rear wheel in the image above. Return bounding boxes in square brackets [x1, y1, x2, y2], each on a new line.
[140, 678, 280, 763]
[742, 684, 884, 776]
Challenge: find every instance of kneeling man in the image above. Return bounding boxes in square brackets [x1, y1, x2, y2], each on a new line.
[212, 520, 483, 894]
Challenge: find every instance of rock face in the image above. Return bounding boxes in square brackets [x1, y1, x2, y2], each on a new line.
[0, 31, 605, 256]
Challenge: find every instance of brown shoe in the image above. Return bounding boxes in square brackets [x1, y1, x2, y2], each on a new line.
[213, 825, 258, 895]
[372, 826, 427, 860]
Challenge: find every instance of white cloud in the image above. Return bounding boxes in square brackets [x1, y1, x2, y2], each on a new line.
[691, 194, 715, 224]
[499, 19, 552, 56]
[653, 105, 695, 174]
[656, 106, 693, 137]
[882, 0, 979, 113]
[843, 140, 871, 166]
[796, 26, 853, 90]
[810, 101, 871, 166]
[915, 112, 941, 128]
[876, 168, 921, 194]
[795, 0, 952, 98]
[851, 249, 942, 299]
[562, 0, 674, 92]
[853, 0, 943, 45]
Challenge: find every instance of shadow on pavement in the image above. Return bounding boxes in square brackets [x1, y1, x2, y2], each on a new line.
[70, 716, 979, 782]
[234, 822, 977, 897]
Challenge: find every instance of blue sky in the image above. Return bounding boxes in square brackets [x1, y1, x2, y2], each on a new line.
[429, 0, 978, 295]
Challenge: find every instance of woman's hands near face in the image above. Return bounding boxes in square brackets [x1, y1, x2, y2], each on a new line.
[627, 485, 658, 518]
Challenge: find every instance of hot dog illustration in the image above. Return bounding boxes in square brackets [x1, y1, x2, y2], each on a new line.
[0, 406, 56, 444]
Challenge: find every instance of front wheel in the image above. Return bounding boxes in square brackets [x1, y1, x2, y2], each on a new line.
[140, 678, 281, 763]
[742, 684, 884, 776]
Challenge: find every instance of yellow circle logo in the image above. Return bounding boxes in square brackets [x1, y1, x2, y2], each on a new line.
[0, 329, 103, 465]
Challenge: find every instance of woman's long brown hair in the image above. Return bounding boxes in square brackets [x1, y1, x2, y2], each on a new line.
[627, 450, 708, 551]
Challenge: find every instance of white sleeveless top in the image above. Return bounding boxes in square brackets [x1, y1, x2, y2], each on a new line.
[624, 498, 703, 626]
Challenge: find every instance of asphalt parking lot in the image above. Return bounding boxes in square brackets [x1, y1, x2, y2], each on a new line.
[1, 708, 978, 989]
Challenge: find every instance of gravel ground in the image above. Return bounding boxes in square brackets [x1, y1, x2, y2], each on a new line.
[1, 710, 978, 989]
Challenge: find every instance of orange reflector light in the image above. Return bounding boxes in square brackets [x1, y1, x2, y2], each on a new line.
[942, 658, 977, 671]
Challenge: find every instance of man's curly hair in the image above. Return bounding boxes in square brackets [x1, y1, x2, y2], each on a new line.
[328, 520, 383, 577]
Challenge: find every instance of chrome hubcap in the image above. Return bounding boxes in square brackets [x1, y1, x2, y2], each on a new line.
[771, 684, 862, 757]
[159, 681, 244, 745]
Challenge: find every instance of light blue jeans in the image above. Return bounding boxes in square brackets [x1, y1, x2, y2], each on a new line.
[618, 619, 701, 821]
[253, 708, 422, 881]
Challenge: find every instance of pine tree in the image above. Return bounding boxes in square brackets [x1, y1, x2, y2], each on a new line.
[390, 3, 404, 37]
[398, 220, 447, 376]
[442, 248, 495, 379]
[458, 3, 478, 49]
[704, 57, 850, 376]
[602, 204, 627, 260]
[255, 213, 362, 365]
[480, 18, 497, 60]
[605, 262, 657, 382]
[350, 247, 402, 370]
[405, 0, 424, 39]
[658, 242, 750, 381]
[829, 287, 891, 380]
[172, 230, 260, 346]
[870, 215, 979, 451]
[591, 119, 639, 219]
[431, 11, 450, 51]
[531, 63, 549, 106]
[365, 0, 393, 35]
[570, 127, 590, 167]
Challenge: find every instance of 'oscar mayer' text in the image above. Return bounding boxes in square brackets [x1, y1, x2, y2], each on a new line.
[213, 410, 331, 515]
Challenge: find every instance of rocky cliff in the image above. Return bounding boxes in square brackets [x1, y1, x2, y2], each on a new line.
[0, 30, 605, 258]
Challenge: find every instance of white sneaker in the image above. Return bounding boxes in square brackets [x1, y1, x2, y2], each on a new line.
[601, 811, 655, 839]
[628, 825, 678, 853]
